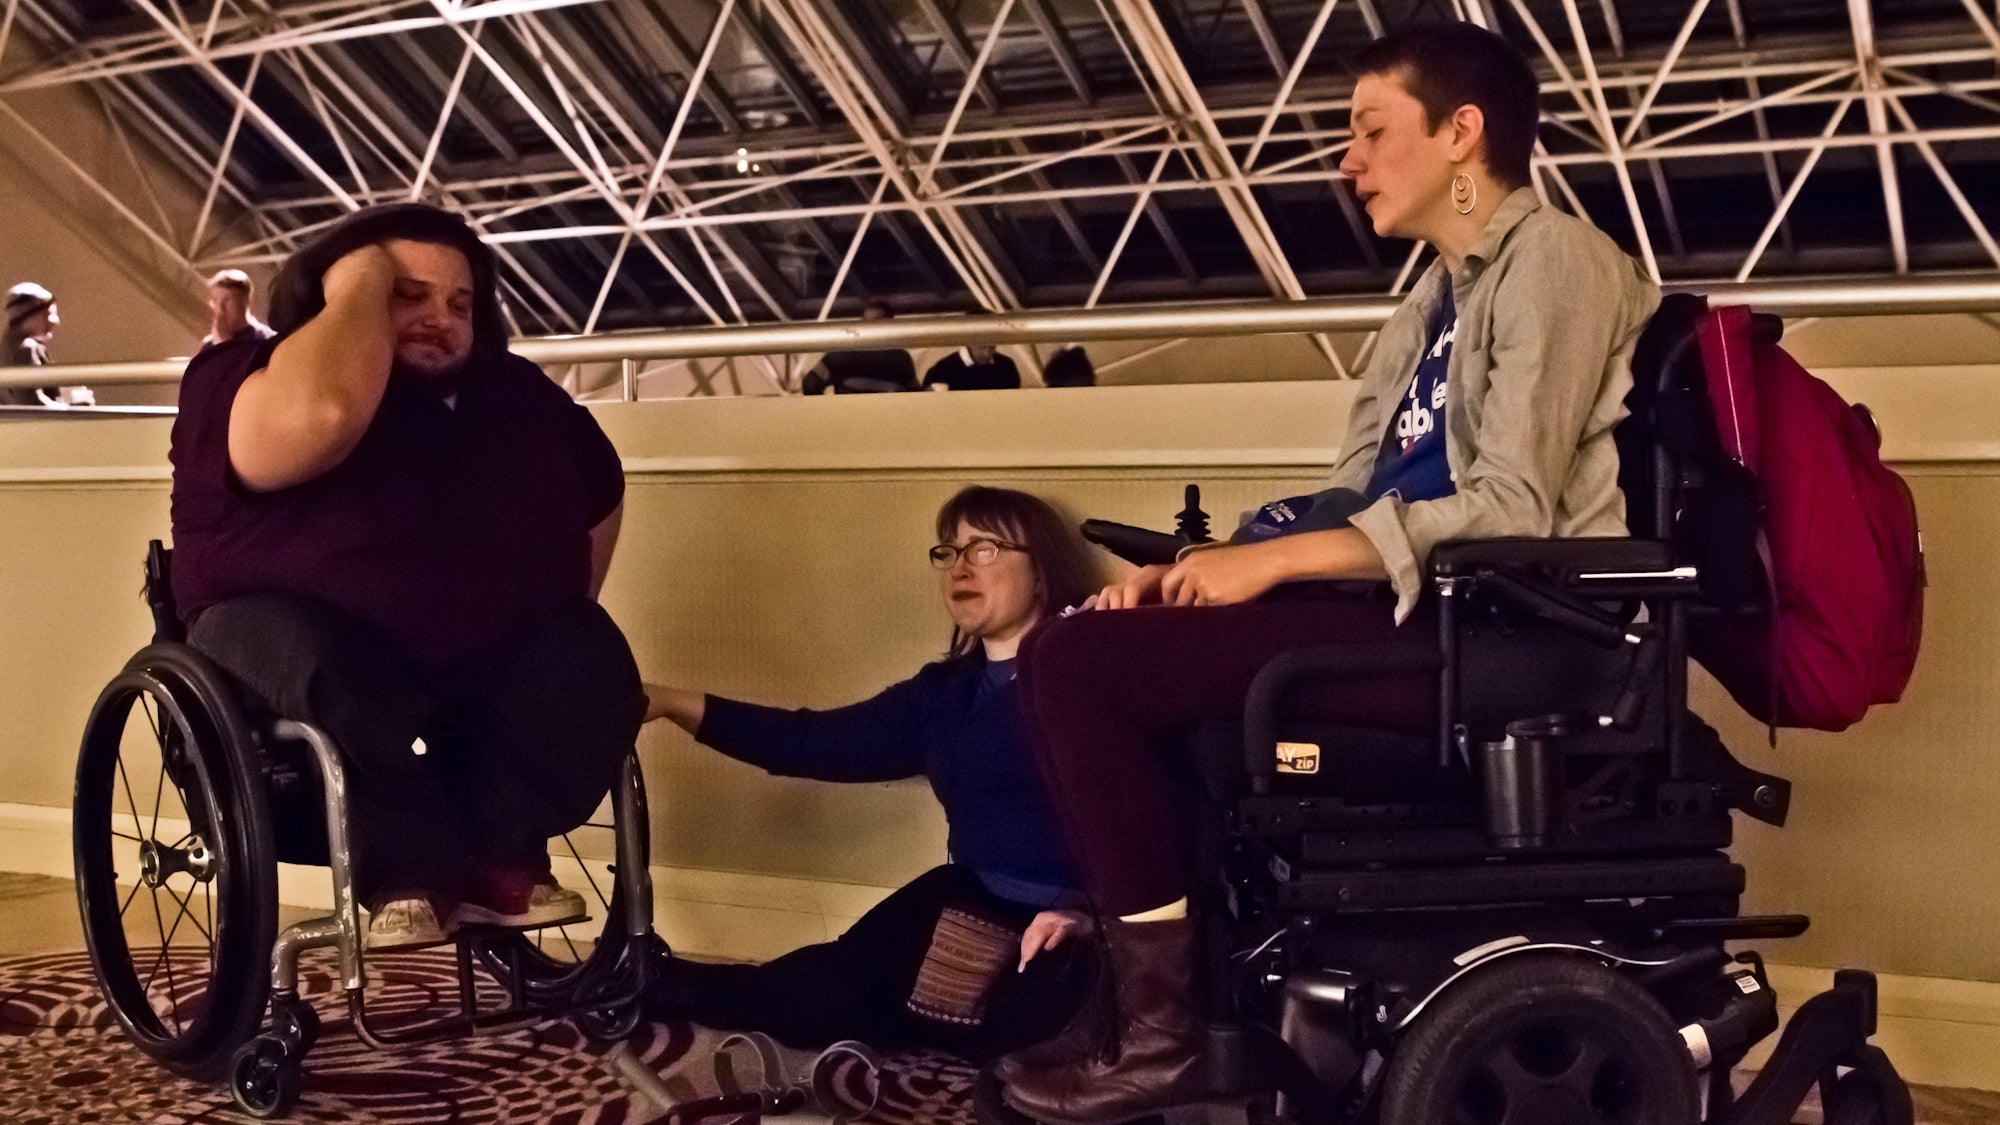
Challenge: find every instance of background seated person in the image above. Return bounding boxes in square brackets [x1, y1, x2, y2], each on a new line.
[802, 298, 918, 393]
[923, 343, 1021, 391]
[639, 487, 1100, 1062]
[169, 203, 644, 951]
[1039, 345, 1095, 388]
[993, 23, 1662, 1123]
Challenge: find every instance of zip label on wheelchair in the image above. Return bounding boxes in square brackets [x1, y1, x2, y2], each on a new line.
[1275, 741, 1320, 775]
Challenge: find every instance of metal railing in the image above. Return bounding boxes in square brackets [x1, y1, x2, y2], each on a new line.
[6, 274, 2000, 393]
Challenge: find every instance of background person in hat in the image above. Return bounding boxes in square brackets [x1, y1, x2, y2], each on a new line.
[3, 282, 93, 408]
[4, 282, 57, 406]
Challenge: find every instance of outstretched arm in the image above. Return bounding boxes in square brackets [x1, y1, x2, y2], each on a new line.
[228, 245, 398, 492]
[642, 675, 929, 783]
[642, 682, 706, 733]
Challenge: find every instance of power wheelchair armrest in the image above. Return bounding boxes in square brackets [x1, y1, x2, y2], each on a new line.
[1429, 537, 1687, 771]
[1429, 536, 1697, 602]
[1425, 536, 1790, 828]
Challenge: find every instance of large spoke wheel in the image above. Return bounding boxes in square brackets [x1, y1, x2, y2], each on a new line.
[74, 644, 277, 1081]
[1380, 953, 1700, 1125]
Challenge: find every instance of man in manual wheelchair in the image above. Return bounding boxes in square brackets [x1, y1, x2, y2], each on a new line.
[71, 201, 656, 1117]
[976, 21, 1913, 1125]
[167, 201, 642, 949]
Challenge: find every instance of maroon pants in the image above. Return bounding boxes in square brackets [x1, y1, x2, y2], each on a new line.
[1017, 588, 1437, 916]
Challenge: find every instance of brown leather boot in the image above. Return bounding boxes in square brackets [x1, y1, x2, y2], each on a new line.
[995, 915, 1205, 1123]
[993, 942, 1111, 1079]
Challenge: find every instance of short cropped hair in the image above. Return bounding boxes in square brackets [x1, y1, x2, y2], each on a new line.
[267, 203, 507, 372]
[207, 269, 253, 295]
[1351, 23, 1542, 189]
[934, 486, 1098, 659]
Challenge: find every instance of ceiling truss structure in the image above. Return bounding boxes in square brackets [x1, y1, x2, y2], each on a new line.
[2, 0, 1998, 373]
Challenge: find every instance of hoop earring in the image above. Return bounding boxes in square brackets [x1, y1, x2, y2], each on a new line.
[1451, 173, 1478, 215]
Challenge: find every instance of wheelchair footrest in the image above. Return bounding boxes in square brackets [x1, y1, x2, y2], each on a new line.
[1279, 855, 1745, 912]
[453, 912, 591, 935]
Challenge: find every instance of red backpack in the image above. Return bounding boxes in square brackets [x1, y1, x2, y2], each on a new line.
[1686, 305, 1925, 732]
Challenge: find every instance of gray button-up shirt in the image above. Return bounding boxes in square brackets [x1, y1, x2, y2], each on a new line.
[1332, 187, 1661, 621]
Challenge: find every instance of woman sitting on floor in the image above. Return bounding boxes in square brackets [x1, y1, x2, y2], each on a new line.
[993, 22, 1662, 1123]
[640, 486, 1101, 1062]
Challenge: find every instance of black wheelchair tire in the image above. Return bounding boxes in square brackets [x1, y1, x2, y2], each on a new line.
[229, 1033, 304, 1119]
[74, 643, 279, 1082]
[1378, 952, 1700, 1125]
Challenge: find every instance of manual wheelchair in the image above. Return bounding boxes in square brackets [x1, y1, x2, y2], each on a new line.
[70, 544, 658, 1119]
[980, 295, 1914, 1125]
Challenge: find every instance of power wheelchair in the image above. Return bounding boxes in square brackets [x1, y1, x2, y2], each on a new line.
[70, 545, 658, 1119]
[980, 295, 1914, 1125]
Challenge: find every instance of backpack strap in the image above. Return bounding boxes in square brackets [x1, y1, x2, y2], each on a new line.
[1755, 528, 1780, 746]
[1698, 306, 1761, 474]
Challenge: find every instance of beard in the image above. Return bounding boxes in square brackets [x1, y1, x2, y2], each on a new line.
[391, 345, 474, 393]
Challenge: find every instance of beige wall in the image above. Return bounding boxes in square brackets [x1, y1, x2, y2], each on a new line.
[2, 372, 1998, 989]
[0, 79, 215, 368]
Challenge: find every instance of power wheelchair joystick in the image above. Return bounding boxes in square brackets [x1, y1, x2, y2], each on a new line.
[1081, 486, 1215, 566]
[1175, 484, 1212, 544]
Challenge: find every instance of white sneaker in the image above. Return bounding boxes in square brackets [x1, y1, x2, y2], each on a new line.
[366, 898, 451, 950]
[452, 883, 588, 930]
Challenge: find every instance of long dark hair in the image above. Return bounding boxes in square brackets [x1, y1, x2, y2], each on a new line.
[935, 486, 1099, 659]
[267, 203, 508, 373]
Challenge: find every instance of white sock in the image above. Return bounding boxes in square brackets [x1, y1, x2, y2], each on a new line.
[1118, 897, 1188, 923]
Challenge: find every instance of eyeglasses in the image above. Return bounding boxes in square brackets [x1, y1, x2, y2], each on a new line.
[928, 537, 1026, 569]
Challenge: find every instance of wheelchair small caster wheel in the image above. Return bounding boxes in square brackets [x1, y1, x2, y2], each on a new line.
[229, 1034, 303, 1119]
[576, 999, 642, 1043]
[271, 998, 320, 1058]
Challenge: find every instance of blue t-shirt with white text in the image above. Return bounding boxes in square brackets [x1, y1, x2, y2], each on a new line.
[1365, 288, 1458, 503]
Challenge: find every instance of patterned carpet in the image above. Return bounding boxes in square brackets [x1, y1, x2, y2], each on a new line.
[11, 945, 1994, 1125]
[0, 948, 981, 1125]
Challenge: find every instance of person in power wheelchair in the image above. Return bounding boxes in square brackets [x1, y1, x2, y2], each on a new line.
[637, 487, 1102, 1062]
[166, 202, 643, 948]
[982, 21, 1912, 1125]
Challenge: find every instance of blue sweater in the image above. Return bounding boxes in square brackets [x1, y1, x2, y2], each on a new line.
[696, 656, 1081, 907]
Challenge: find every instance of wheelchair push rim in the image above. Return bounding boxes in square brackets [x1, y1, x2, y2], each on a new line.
[73, 645, 278, 1081]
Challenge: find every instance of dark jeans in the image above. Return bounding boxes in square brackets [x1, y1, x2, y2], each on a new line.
[646, 865, 1090, 1062]
[1017, 589, 1436, 916]
[188, 593, 644, 908]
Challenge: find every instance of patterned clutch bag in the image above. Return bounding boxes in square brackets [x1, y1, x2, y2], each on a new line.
[905, 908, 1019, 1029]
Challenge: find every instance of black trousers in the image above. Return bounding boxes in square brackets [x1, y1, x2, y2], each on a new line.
[188, 593, 644, 907]
[646, 865, 1089, 1063]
